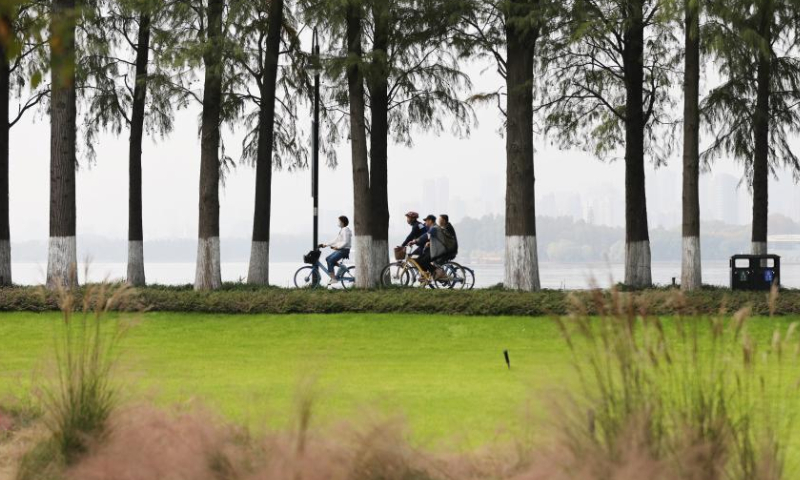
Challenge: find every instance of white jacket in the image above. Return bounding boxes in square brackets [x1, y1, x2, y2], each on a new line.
[329, 227, 352, 249]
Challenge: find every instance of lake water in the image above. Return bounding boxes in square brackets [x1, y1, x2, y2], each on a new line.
[10, 260, 800, 289]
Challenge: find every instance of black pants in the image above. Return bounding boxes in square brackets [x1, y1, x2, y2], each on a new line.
[417, 251, 451, 273]
[416, 250, 432, 272]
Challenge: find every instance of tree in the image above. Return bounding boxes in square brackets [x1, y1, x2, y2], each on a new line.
[0, 1, 48, 286]
[245, 0, 284, 286]
[166, 0, 238, 290]
[125, 4, 152, 286]
[681, 0, 701, 290]
[227, 0, 307, 286]
[703, 0, 800, 256]
[125, 4, 151, 286]
[503, 0, 545, 291]
[81, 0, 177, 287]
[457, 0, 561, 291]
[365, 0, 389, 285]
[344, 0, 372, 287]
[195, 0, 225, 290]
[540, 0, 677, 288]
[47, 0, 80, 289]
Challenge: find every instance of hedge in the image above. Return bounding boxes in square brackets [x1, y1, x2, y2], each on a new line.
[1, 284, 799, 317]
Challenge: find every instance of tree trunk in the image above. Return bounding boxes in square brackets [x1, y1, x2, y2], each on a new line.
[194, 0, 224, 291]
[681, 0, 701, 290]
[0, 17, 11, 287]
[622, 0, 652, 288]
[127, 12, 151, 288]
[346, 3, 372, 288]
[367, 1, 390, 287]
[47, 0, 78, 290]
[751, 9, 771, 256]
[247, 0, 284, 286]
[503, 1, 541, 291]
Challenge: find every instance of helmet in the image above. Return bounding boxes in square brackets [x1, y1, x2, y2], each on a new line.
[405, 211, 419, 219]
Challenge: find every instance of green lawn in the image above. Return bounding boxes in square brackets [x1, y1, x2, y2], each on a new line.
[0, 312, 796, 450]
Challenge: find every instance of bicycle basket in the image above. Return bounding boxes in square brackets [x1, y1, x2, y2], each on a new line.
[303, 250, 321, 265]
[393, 246, 406, 261]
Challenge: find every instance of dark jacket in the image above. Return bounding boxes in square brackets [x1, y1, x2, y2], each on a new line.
[414, 228, 430, 248]
[443, 223, 458, 255]
[404, 221, 427, 246]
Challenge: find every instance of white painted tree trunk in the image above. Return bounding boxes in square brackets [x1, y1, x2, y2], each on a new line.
[370, 239, 389, 287]
[0, 240, 10, 286]
[127, 240, 145, 287]
[624, 240, 652, 288]
[504, 235, 541, 291]
[194, 237, 221, 290]
[247, 241, 270, 285]
[46, 236, 77, 289]
[680, 236, 701, 291]
[354, 235, 373, 288]
[751, 241, 767, 255]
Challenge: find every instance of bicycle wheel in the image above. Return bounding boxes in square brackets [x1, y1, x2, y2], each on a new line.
[463, 266, 476, 290]
[340, 266, 356, 289]
[442, 262, 468, 289]
[380, 262, 414, 287]
[293, 266, 321, 288]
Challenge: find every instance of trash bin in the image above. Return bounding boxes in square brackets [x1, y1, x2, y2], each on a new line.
[730, 254, 780, 291]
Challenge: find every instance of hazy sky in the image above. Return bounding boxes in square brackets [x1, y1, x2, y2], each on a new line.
[8, 58, 800, 245]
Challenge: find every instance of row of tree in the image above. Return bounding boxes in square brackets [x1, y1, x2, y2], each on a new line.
[0, 0, 798, 292]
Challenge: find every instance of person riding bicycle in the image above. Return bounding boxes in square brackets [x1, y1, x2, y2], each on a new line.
[409, 214, 438, 275]
[401, 211, 427, 256]
[437, 214, 458, 262]
[319, 215, 352, 284]
[413, 214, 458, 279]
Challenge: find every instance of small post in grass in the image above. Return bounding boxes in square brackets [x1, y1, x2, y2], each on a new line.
[504, 350, 510, 369]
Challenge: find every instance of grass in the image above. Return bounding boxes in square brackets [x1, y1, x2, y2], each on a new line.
[0, 312, 569, 450]
[555, 290, 800, 479]
[3, 284, 800, 316]
[1, 311, 798, 452]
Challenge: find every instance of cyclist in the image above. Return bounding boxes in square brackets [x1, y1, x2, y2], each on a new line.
[319, 215, 352, 284]
[409, 214, 437, 274]
[437, 214, 458, 261]
[401, 211, 427, 256]
[414, 214, 459, 280]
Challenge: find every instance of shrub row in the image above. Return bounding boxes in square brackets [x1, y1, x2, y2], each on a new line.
[1, 285, 799, 316]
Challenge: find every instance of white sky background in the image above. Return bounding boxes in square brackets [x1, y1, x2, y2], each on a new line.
[7, 55, 800, 245]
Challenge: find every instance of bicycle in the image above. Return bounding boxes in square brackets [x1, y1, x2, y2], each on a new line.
[380, 246, 436, 288]
[380, 246, 464, 289]
[293, 249, 356, 289]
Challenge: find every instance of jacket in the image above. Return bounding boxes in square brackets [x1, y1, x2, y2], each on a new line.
[430, 223, 458, 260]
[403, 221, 427, 247]
[442, 223, 458, 255]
